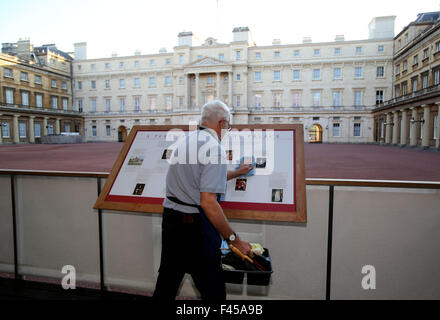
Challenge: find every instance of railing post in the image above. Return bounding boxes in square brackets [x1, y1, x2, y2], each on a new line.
[10, 174, 19, 280]
[97, 177, 105, 291]
[326, 185, 335, 301]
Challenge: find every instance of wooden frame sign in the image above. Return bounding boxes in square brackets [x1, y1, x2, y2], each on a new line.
[94, 124, 307, 222]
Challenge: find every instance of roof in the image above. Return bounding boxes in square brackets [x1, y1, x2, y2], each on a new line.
[34, 45, 73, 61]
[415, 12, 440, 23]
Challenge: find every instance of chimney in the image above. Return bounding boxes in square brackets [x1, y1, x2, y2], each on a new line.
[74, 42, 87, 60]
[159, 47, 167, 54]
[369, 16, 396, 39]
[135, 49, 141, 56]
[232, 27, 249, 42]
[178, 31, 194, 46]
[335, 35, 345, 41]
[17, 38, 32, 61]
[272, 39, 281, 45]
[111, 51, 118, 57]
[302, 37, 312, 44]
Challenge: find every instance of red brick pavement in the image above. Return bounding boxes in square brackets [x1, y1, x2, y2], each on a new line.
[0, 142, 439, 181]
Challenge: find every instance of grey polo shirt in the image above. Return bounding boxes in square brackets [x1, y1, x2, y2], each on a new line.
[163, 128, 228, 214]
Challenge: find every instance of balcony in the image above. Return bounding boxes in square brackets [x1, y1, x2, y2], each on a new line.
[0, 102, 81, 116]
[1, 170, 439, 300]
[375, 84, 440, 111]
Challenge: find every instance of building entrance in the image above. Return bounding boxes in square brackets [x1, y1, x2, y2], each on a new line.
[308, 124, 323, 143]
[118, 126, 127, 142]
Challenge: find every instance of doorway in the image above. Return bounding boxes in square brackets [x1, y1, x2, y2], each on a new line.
[308, 124, 323, 143]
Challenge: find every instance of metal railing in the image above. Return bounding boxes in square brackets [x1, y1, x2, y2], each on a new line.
[0, 102, 81, 116]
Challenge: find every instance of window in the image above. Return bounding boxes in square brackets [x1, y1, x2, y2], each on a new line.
[62, 81, 67, 90]
[436, 42, 440, 53]
[62, 98, 68, 110]
[119, 62, 124, 68]
[293, 70, 301, 81]
[313, 69, 320, 80]
[2, 122, 10, 138]
[274, 51, 280, 58]
[273, 71, 281, 81]
[92, 126, 97, 137]
[105, 99, 111, 112]
[134, 78, 140, 88]
[106, 125, 111, 136]
[236, 51, 241, 61]
[434, 69, 440, 85]
[396, 65, 401, 74]
[218, 53, 224, 61]
[356, 46, 362, 54]
[312, 92, 320, 107]
[333, 91, 341, 107]
[134, 97, 141, 111]
[354, 91, 363, 106]
[52, 97, 58, 109]
[34, 123, 41, 138]
[292, 92, 301, 107]
[51, 79, 57, 88]
[334, 48, 341, 55]
[91, 64, 95, 70]
[165, 76, 171, 86]
[395, 85, 400, 97]
[21, 72, 28, 81]
[149, 77, 156, 87]
[254, 94, 262, 108]
[36, 94, 43, 108]
[166, 58, 171, 65]
[236, 95, 241, 107]
[354, 67, 363, 79]
[314, 49, 320, 56]
[179, 55, 183, 64]
[412, 79, 418, 92]
[333, 123, 340, 137]
[105, 63, 110, 69]
[19, 122, 26, 138]
[21, 91, 29, 106]
[294, 50, 300, 57]
[48, 124, 54, 135]
[105, 80, 110, 89]
[78, 99, 83, 112]
[150, 59, 155, 66]
[4, 68, 13, 77]
[354, 123, 361, 137]
[255, 52, 261, 59]
[434, 115, 439, 139]
[50, 59, 56, 65]
[165, 96, 172, 110]
[120, 79, 125, 88]
[273, 92, 282, 107]
[422, 74, 428, 89]
[236, 74, 241, 81]
[78, 81, 82, 90]
[91, 80, 96, 89]
[377, 66, 384, 78]
[376, 90, 384, 104]
[77, 65, 82, 71]
[179, 77, 184, 85]
[402, 82, 407, 95]
[178, 97, 184, 107]
[91, 99, 96, 112]
[334, 68, 342, 79]
[403, 61, 407, 71]
[414, 55, 419, 65]
[423, 48, 429, 60]
[6, 89, 14, 104]
[120, 98, 126, 112]
[254, 71, 261, 82]
[35, 75, 42, 84]
[135, 61, 140, 67]
[149, 96, 156, 110]
[378, 45, 384, 52]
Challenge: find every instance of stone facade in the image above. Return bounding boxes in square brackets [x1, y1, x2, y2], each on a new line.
[73, 18, 395, 143]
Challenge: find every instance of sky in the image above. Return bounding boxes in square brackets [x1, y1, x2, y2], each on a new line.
[0, 0, 440, 59]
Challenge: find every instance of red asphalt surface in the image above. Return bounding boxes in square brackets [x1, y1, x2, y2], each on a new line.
[0, 142, 439, 181]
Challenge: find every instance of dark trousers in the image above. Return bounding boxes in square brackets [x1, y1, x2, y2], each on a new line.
[153, 207, 226, 300]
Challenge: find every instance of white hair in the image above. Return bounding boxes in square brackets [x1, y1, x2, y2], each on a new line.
[200, 100, 231, 124]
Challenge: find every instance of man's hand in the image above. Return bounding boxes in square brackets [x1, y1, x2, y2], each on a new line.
[227, 163, 254, 180]
[230, 237, 254, 257]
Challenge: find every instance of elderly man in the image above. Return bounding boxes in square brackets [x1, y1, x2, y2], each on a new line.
[153, 100, 254, 300]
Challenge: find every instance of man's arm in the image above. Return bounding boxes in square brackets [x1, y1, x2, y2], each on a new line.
[227, 163, 254, 181]
[200, 192, 253, 256]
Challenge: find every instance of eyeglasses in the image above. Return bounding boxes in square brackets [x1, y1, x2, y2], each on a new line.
[221, 119, 232, 131]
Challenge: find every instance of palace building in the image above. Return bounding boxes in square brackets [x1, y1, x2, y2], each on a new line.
[373, 12, 440, 149]
[0, 39, 83, 144]
[72, 17, 395, 143]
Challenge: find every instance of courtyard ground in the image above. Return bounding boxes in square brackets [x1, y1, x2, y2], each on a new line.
[0, 142, 439, 181]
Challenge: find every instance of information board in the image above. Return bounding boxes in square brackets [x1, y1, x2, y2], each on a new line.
[94, 124, 306, 222]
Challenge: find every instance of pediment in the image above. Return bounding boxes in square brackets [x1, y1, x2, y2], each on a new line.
[190, 56, 224, 67]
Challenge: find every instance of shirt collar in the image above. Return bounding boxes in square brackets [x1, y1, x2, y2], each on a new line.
[199, 126, 220, 141]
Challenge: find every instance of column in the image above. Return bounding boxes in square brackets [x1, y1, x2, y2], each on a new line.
[55, 118, 61, 135]
[437, 103, 440, 149]
[400, 109, 408, 146]
[385, 112, 392, 144]
[195, 73, 200, 109]
[392, 111, 399, 145]
[29, 116, 35, 143]
[13, 114, 20, 144]
[228, 72, 233, 108]
[43, 117, 48, 136]
[422, 105, 431, 149]
[184, 73, 189, 109]
[0, 113, 3, 144]
[410, 107, 418, 147]
[216, 72, 221, 100]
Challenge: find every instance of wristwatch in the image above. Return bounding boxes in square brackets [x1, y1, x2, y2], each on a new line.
[226, 232, 237, 243]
